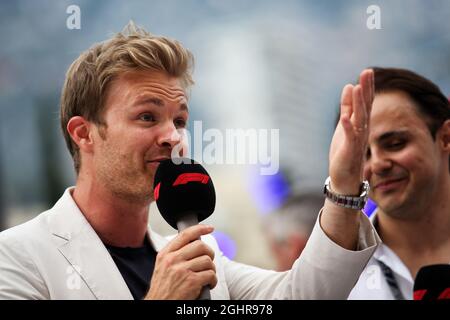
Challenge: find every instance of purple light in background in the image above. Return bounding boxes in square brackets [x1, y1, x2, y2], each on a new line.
[363, 198, 377, 217]
[246, 167, 290, 216]
[212, 230, 237, 260]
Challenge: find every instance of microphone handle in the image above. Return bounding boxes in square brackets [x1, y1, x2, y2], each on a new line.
[177, 212, 211, 300]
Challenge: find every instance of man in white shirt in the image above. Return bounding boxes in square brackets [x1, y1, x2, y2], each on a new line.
[349, 67, 450, 300]
[0, 21, 380, 300]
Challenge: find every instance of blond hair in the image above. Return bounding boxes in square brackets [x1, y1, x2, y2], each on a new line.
[60, 21, 194, 174]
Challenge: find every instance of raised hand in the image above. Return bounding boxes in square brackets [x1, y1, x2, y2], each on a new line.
[329, 69, 375, 195]
[320, 69, 375, 250]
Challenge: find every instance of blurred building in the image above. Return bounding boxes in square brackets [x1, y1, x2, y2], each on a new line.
[1, 0, 450, 269]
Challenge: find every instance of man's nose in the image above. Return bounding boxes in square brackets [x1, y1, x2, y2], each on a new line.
[156, 121, 182, 149]
[364, 150, 393, 179]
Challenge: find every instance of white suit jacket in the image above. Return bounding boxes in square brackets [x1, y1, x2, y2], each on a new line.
[0, 188, 380, 300]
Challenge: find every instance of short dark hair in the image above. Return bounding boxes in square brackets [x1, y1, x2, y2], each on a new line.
[372, 67, 450, 170]
[373, 67, 450, 138]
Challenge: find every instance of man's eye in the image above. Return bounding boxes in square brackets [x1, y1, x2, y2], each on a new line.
[174, 118, 187, 128]
[139, 113, 155, 122]
[365, 148, 371, 160]
[387, 141, 405, 149]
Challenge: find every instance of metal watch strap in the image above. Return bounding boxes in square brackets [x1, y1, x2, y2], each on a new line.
[323, 177, 370, 210]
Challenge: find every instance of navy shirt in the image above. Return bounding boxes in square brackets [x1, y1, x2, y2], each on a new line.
[105, 237, 157, 300]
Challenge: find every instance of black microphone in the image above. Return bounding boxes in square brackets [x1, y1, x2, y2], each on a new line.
[153, 157, 216, 300]
[413, 264, 450, 300]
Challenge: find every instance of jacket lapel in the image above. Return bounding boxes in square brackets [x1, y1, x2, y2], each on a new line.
[47, 188, 225, 300]
[48, 188, 133, 300]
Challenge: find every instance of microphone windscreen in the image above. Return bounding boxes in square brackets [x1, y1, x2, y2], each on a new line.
[413, 264, 450, 300]
[153, 158, 216, 230]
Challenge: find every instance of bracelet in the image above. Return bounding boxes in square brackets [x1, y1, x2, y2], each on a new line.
[323, 177, 370, 210]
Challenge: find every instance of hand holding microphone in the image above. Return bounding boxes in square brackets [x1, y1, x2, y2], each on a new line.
[145, 158, 217, 300]
[145, 224, 217, 300]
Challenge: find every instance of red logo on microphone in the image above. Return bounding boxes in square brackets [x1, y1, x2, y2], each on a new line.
[438, 288, 450, 299]
[173, 173, 210, 186]
[413, 289, 427, 300]
[154, 182, 161, 201]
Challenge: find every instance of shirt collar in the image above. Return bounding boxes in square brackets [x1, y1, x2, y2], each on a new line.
[370, 210, 414, 283]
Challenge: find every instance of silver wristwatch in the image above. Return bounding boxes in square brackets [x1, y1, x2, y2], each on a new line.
[323, 177, 370, 210]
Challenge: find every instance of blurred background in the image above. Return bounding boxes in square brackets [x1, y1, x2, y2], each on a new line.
[1, 0, 449, 270]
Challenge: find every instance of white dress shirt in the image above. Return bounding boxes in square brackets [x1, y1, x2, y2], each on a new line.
[349, 212, 414, 300]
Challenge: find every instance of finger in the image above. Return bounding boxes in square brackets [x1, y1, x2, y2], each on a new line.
[196, 269, 218, 289]
[359, 69, 372, 111]
[363, 68, 375, 117]
[340, 84, 354, 121]
[163, 225, 214, 253]
[339, 84, 355, 136]
[370, 69, 375, 115]
[178, 239, 215, 261]
[183, 255, 216, 273]
[351, 84, 366, 131]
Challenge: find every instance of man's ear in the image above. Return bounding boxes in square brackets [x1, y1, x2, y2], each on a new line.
[438, 119, 450, 153]
[67, 116, 94, 153]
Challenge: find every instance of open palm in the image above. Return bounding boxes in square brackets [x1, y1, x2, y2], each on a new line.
[329, 69, 374, 195]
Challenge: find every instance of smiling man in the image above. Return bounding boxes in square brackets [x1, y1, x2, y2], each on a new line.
[0, 22, 380, 300]
[349, 67, 450, 299]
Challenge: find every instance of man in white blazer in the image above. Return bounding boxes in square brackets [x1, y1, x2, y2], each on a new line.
[0, 22, 380, 300]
